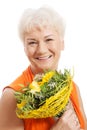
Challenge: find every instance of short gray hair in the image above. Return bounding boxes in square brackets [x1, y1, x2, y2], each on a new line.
[18, 6, 66, 42]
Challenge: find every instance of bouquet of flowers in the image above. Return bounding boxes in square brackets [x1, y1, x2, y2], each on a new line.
[14, 69, 73, 119]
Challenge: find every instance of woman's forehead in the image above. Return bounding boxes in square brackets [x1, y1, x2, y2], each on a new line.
[26, 25, 58, 34]
[25, 27, 58, 38]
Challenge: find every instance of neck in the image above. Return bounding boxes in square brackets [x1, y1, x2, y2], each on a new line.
[30, 65, 58, 75]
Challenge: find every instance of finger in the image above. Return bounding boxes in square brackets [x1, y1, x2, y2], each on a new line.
[61, 109, 74, 121]
[59, 109, 80, 130]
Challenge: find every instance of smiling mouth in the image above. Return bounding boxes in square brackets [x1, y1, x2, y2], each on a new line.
[36, 55, 52, 60]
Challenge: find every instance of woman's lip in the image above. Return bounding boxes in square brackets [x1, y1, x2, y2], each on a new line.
[36, 55, 52, 60]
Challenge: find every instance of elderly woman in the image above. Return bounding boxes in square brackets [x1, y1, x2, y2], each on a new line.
[0, 6, 87, 130]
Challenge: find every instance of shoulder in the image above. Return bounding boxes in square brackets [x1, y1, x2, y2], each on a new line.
[0, 88, 18, 119]
[0, 88, 17, 119]
[71, 82, 85, 115]
[71, 82, 87, 129]
[0, 88, 24, 130]
[3, 66, 32, 91]
[74, 83, 87, 128]
[0, 88, 16, 108]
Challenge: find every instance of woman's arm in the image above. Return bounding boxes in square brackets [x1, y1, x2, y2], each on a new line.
[0, 88, 24, 130]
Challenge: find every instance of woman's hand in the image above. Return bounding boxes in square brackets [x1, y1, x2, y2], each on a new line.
[51, 101, 80, 130]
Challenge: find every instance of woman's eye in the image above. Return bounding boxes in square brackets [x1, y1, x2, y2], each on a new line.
[28, 42, 37, 45]
[46, 39, 53, 42]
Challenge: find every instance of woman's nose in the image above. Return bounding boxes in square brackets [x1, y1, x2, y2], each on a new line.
[37, 42, 48, 54]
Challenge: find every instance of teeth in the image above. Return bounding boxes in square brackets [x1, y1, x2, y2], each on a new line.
[37, 56, 51, 60]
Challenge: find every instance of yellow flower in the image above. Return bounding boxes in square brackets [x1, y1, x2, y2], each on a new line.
[40, 71, 55, 85]
[17, 100, 26, 109]
[29, 81, 41, 93]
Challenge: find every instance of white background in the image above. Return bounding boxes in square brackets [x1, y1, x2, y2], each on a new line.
[0, 0, 87, 116]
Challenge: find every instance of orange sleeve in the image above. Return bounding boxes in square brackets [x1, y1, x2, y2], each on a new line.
[3, 66, 34, 91]
[70, 82, 85, 129]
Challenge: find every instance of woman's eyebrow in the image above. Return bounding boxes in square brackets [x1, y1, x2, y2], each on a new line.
[44, 34, 54, 38]
[27, 38, 36, 41]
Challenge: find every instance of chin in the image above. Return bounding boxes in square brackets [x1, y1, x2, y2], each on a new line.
[39, 66, 54, 71]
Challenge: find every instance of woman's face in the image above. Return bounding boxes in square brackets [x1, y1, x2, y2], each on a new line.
[24, 26, 64, 74]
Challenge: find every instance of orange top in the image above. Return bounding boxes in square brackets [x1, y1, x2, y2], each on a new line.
[5, 66, 85, 130]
